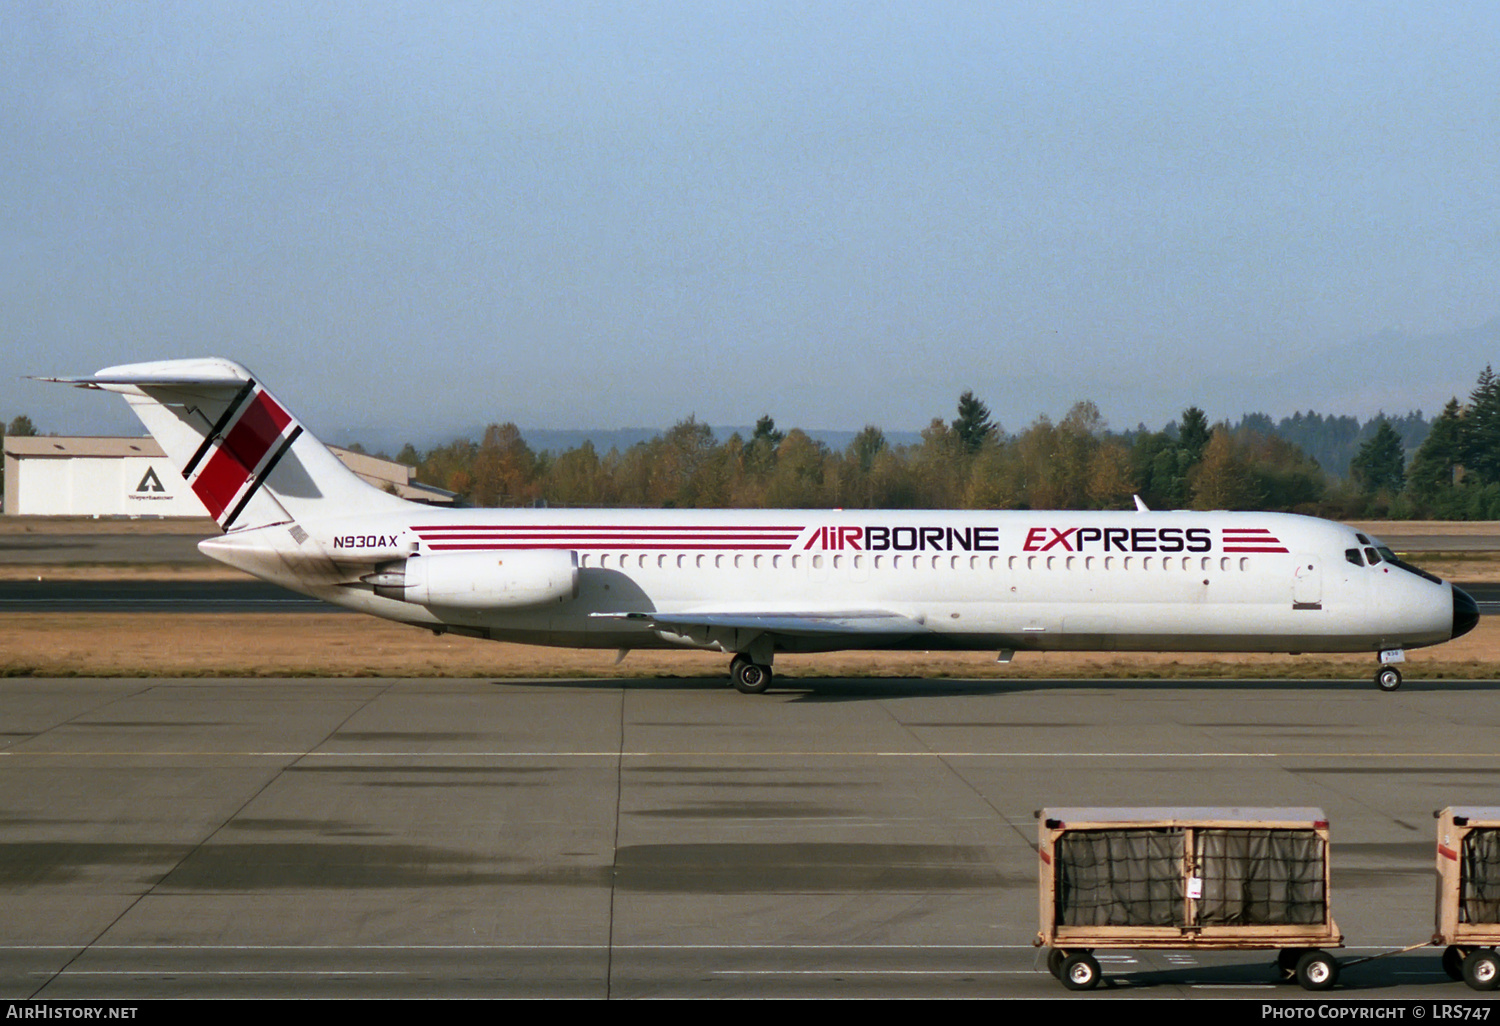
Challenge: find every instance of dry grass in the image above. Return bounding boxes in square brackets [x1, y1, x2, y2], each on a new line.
[0, 516, 216, 536]
[3, 610, 1497, 681]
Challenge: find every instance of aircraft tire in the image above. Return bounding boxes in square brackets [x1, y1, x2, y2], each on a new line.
[731, 660, 772, 695]
[1375, 667, 1402, 692]
[728, 655, 749, 688]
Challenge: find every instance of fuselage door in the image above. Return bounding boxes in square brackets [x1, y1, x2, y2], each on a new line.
[1293, 556, 1322, 610]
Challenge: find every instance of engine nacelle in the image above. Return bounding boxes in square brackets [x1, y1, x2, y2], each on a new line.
[371, 550, 578, 609]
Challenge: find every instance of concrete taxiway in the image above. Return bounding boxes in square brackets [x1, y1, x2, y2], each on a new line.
[3, 674, 1499, 999]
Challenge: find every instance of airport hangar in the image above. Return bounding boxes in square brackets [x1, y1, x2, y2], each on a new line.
[2, 436, 454, 516]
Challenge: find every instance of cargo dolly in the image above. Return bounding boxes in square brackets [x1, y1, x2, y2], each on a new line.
[1035, 807, 1343, 990]
[1433, 806, 1500, 990]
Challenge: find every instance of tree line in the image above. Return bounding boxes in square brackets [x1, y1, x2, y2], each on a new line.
[10, 372, 1500, 517]
[374, 380, 1468, 517]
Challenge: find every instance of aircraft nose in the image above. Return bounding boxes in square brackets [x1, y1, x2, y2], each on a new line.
[1453, 586, 1480, 640]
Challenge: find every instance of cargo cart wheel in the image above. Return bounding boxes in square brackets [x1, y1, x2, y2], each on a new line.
[1375, 666, 1402, 691]
[1443, 945, 1469, 981]
[1276, 948, 1303, 980]
[1046, 948, 1066, 979]
[1462, 949, 1500, 991]
[1295, 950, 1338, 990]
[1060, 952, 1100, 991]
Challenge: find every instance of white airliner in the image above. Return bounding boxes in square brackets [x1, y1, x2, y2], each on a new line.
[51, 358, 1478, 693]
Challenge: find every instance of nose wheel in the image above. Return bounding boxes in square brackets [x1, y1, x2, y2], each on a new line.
[729, 655, 773, 694]
[1375, 666, 1402, 692]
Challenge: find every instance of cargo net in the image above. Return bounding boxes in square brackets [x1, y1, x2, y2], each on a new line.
[1055, 829, 1185, 927]
[1461, 827, 1500, 924]
[1194, 829, 1326, 926]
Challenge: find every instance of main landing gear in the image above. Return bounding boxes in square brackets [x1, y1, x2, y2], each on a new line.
[729, 655, 773, 694]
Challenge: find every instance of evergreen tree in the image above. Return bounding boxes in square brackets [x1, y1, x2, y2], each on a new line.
[1406, 399, 1465, 501]
[952, 391, 997, 454]
[743, 415, 783, 476]
[1177, 407, 1210, 466]
[1350, 420, 1406, 495]
[7, 415, 37, 437]
[1466, 365, 1500, 485]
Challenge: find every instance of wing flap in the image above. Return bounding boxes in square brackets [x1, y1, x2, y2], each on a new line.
[594, 610, 930, 637]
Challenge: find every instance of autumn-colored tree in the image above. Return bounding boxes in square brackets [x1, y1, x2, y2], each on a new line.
[471, 423, 538, 506]
[765, 429, 828, 508]
[912, 418, 966, 507]
[1085, 439, 1136, 509]
[1189, 429, 1259, 509]
[544, 441, 614, 507]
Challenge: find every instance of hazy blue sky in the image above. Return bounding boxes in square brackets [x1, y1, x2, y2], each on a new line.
[4, 2, 1498, 447]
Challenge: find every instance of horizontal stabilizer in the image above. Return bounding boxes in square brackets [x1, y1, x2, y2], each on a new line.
[39, 357, 253, 389]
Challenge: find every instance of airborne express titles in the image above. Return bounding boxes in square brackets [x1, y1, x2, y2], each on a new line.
[803, 524, 1279, 554]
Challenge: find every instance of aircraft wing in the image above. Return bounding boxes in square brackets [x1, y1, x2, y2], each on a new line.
[594, 610, 932, 637]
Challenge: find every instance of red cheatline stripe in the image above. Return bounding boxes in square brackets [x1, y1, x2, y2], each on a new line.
[415, 532, 800, 541]
[428, 542, 796, 551]
[410, 525, 802, 533]
[1224, 546, 1290, 553]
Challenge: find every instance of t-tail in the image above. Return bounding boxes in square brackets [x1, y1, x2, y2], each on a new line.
[47, 358, 408, 532]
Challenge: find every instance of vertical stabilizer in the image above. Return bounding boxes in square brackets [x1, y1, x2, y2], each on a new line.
[49, 358, 408, 531]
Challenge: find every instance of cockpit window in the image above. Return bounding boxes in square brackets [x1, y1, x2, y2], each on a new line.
[1345, 548, 1364, 567]
[1364, 547, 1380, 565]
[1376, 545, 1443, 584]
[1356, 533, 1371, 545]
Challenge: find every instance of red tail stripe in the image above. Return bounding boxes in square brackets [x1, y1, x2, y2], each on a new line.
[189, 391, 294, 521]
